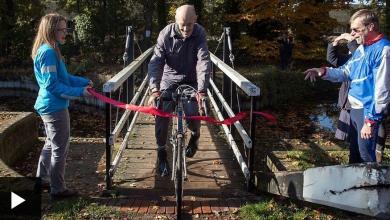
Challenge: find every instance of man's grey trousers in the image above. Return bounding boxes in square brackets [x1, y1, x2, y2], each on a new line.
[155, 97, 200, 149]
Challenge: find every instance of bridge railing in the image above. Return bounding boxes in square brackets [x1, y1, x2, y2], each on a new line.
[102, 26, 260, 190]
[206, 27, 261, 190]
[208, 52, 260, 190]
[102, 26, 153, 188]
[208, 27, 260, 190]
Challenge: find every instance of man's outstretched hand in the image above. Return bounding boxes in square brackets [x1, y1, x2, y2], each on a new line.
[304, 68, 325, 83]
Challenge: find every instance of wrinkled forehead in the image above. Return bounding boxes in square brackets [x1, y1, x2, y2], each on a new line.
[350, 16, 364, 28]
[176, 14, 195, 25]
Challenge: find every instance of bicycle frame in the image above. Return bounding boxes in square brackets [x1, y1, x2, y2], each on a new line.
[171, 93, 188, 182]
[171, 89, 186, 220]
[165, 84, 207, 219]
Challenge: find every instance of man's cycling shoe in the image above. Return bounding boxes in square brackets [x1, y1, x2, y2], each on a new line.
[157, 149, 170, 177]
[185, 134, 199, 158]
[158, 160, 170, 177]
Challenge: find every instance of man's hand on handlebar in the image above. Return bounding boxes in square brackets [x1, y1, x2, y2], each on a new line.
[196, 92, 208, 116]
[148, 89, 160, 107]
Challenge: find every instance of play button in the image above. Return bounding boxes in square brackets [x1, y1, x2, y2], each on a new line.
[0, 177, 41, 219]
[11, 192, 25, 209]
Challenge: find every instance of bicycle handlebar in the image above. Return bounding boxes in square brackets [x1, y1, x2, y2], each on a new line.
[153, 84, 209, 117]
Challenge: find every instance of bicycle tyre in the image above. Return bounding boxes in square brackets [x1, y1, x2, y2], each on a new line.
[175, 136, 183, 219]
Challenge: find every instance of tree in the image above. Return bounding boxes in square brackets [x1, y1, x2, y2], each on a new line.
[57, 0, 145, 62]
[142, 0, 154, 49]
[0, 0, 43, 64]
[228, 0, 350, 65]
[187, 0, 203, 24]
[157, 0, 167, 31]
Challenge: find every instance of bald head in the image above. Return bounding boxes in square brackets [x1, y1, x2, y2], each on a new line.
[175, 5, 197, 38]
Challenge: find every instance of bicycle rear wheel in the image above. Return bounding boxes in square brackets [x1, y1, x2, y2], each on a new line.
[175, 136, 184, 219]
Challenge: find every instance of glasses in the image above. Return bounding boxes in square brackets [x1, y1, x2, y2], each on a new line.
[351, 27, 365, 33]
[56, 28, 72, 34]
[351, 23, 370, 34]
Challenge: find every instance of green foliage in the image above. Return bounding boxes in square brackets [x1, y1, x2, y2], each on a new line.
[0, 0, 44, 64]
[165, 0, 227, 37]
[67, 57, 95, 74]
[202, 0, 228, 36]
[286, 150, 347, 170]
[239, 197, 328, 220]
[58, 0, 145, 61]
[227, 0, 349, 63]
[45, 197, 88, 219]
[74, 11, 97, 50]
[239, 66, 338, 109]
[44, 197, 138, 219]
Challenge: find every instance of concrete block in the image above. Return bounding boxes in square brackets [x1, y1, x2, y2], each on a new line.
[255, 171, 303, 200]
[303, 163, 390, 218]
[0, 112, 38, 165]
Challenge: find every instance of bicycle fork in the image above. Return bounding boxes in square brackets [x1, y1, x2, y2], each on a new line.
[171, 97, 188, 181]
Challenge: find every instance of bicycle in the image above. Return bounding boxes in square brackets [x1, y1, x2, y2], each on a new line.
[157, 84, 208, 219]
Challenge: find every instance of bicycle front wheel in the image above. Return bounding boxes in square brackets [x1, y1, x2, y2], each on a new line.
[175, 136, 184, 219]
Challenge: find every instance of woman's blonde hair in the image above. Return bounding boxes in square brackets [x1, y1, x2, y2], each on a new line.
[31, 13, 66, 60]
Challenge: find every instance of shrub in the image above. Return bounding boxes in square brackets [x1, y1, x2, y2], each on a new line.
[240, 65, 338, 109]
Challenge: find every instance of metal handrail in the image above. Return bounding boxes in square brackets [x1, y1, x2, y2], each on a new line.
[103, 47, 153, 93]
[209, 27, 260, 191]
[207, 89, 250, 181]
[210, 53, 260, 97]
[208, 79, 252, 149]
[111, 75, 149, 142]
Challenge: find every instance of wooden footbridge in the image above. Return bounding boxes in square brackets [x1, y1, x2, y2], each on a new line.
[99, 27, 389, 218]
[100, 27, 259, 216]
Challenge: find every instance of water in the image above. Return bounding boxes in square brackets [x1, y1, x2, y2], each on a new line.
[309, 103, 339, 132]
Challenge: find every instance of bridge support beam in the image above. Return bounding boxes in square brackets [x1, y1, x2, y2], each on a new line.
[247, 96, 257, 191]
[105, 92, 112, 189]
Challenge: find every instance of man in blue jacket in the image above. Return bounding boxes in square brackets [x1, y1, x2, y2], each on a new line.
[305, 9, 390, 163]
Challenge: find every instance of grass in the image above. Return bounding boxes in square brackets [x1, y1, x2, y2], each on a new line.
[44, 198, 88, 220]
[284, 149, 390, 170]
[285, 150, 348, 170]
[239, 197, 340, 220]
[43, 197, 137, 220]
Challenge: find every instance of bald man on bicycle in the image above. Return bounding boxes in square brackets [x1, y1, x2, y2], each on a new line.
[147, 5, 211, 176]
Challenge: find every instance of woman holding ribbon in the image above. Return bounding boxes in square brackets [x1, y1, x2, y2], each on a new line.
[31, 13, 93, 200]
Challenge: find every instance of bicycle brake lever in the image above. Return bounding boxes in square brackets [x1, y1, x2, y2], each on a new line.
[200, 96, 208, 116]
[154, 96, 161, 108]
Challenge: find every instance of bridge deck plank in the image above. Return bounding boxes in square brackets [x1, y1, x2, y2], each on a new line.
[112, 113, 251, 215]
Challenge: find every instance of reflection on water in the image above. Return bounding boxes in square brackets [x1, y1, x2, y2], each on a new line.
[309, 103, 339, 131]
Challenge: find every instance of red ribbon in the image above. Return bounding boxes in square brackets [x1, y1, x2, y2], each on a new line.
[88, 88, 276, 125]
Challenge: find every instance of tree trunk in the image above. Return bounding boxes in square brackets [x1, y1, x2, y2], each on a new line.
[157, 0, 167, 31]
[224, 0, 240, 40]
[143, 0, 154, 49]
[188, 0, 203, 25]
[4, 0, 15, 55]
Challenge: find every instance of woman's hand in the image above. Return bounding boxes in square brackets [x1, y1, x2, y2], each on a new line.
[83, 87, 92, 97]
